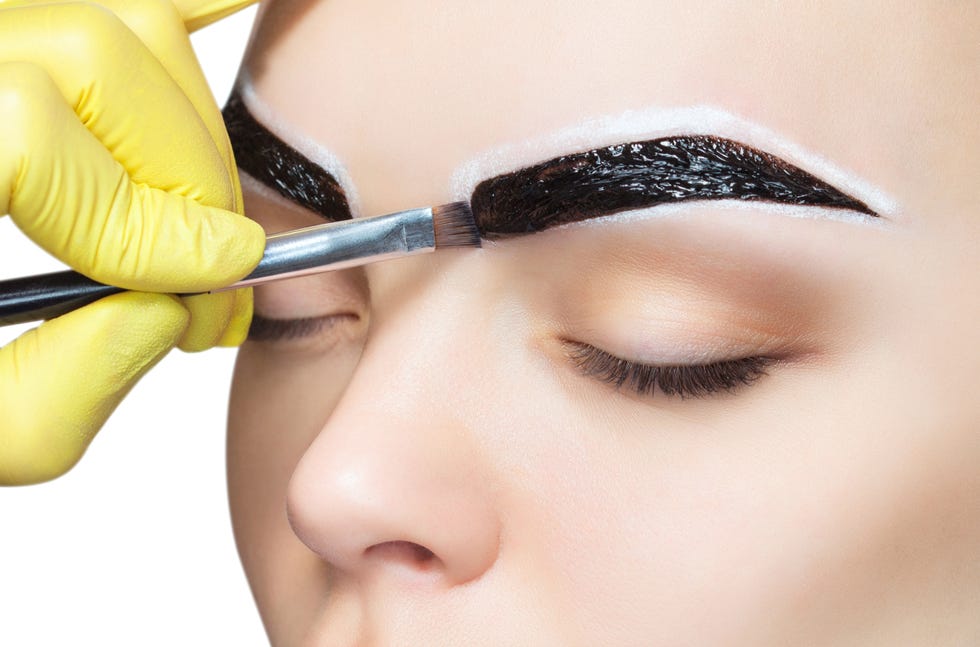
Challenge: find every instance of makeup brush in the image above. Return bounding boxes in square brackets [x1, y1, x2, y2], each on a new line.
[0, 201, 480, 326]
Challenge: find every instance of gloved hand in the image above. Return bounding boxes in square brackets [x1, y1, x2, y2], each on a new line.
[0, 0, 266, 484]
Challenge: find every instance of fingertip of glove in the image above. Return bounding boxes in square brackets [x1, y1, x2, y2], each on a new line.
[162, 205, 266, 292]
[176, 291, 238, 352]
[204, 209, 267, 281]
[217, 287, 254, 347]
[240, 216, 268, 264]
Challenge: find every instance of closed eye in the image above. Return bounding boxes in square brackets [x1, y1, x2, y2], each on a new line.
[564, 341, 776, 399]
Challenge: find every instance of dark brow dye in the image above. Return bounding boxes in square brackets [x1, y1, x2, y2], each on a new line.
[223, 90, 352, 222]
[471, 135, 876, 235]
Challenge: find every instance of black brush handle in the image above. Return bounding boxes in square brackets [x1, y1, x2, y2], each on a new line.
[0, 270, 124, 326]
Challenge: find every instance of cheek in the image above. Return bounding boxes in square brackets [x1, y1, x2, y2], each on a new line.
[490, 395, 779, 642]
[501, 340, 980, 644]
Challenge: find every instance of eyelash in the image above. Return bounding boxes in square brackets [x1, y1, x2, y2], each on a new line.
[564, 341, 774, 399]
[248, 313, 348, 342]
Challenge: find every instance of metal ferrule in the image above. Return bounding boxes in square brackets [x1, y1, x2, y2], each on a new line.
[222, 207, 435, 290]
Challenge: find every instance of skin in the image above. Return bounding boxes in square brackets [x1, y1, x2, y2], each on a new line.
[226, 1, 980, 645]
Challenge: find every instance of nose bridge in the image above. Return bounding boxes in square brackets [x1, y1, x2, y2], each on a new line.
[348, 256, 486, 424]
[354, 254, 499, 429]
[285, 256, 501, 586]
[374, 254, 486, 369]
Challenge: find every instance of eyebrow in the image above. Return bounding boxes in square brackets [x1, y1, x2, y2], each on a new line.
[470, 136, 877, 235]
[222, 89, 352, 222]
[223, 90, 877, 235]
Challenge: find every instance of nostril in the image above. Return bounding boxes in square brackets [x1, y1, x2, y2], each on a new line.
[364, 540, 440, 571]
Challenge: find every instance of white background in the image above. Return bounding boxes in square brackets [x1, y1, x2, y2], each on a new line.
[0, 6, 268, 645]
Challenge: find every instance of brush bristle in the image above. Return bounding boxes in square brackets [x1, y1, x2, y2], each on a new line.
[432, 201, 481, 249]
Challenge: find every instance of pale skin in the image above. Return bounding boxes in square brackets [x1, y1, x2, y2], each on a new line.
[227, 1, 980, 645]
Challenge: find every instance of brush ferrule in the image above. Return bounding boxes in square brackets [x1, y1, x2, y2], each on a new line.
[226, 207, 435, 289]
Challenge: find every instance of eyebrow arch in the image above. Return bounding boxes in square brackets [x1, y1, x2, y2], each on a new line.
[222, 89, 352, 222]
[470, 135, 877, 236]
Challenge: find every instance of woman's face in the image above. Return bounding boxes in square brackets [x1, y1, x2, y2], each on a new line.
[226, 1, 980, 644]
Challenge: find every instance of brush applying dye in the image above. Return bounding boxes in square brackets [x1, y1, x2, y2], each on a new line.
[0, 202, 480, 326]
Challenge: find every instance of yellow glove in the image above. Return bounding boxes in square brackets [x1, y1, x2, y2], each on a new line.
[0, 0, 265, 484]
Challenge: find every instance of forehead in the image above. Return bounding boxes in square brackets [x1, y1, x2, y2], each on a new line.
[244, 0, 976, 219]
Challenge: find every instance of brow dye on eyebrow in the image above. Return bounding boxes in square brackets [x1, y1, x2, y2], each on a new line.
[471, 135, 877, 234]
[223, 90, 352, 222]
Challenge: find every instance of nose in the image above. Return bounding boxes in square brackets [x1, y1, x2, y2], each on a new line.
[285, 328, 501, 587]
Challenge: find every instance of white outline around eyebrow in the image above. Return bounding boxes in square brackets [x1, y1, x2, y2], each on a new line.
[236, 74, 896, 227]
[449, 105, 899, 225]
[237, 74, 364, 219]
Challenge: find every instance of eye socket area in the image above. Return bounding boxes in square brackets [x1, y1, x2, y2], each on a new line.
[240, 170, 369, 350]
[495, 213, 842, 403]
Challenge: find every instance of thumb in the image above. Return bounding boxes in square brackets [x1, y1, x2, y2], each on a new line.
[171, 0, 258, 32]
[0, 292, 188, 485]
